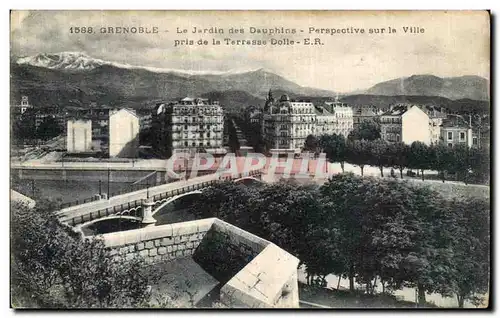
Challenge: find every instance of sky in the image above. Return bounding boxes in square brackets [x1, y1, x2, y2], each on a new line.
[10, 10, 490, 92]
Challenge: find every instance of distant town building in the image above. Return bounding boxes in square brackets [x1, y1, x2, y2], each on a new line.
[380, 104, 431, 145]
[261, 90, 353, 153]
[109, 109, 140, 157]
[136, 108, 153, 130]
[440, 115, 474, 148]
[318, 101, 354, 137]
[424, 106, 448, 145]
[261, 91, 316, 153]
[11, 96, 33, 116]
[244, 106, 262, 125]
[152, 97, 225, 156]
[66, 106, 139, 157]
[352, 106, 378, 129]
[67, 119, 92, 153]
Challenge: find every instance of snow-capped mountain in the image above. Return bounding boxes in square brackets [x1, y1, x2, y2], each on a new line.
[15, 52, 256, 75]
[16, 52, 105, 71]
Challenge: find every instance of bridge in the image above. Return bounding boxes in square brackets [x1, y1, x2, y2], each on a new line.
[56, 169, 264, 229]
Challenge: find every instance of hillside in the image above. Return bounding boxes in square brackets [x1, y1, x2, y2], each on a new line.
[363, 75, 489, 101]
[339, 95, 489, 114]
[10, 52, 490, 114]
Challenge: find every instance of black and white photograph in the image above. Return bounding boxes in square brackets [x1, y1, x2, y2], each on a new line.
[9, 10, 491, 309]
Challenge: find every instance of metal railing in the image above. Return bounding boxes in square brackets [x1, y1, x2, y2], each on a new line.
[68, 169, 263, 226]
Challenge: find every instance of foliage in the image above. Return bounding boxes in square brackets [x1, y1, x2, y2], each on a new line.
[346, 139, 372, 176]
[318, 131, 489, 185]
[36, 116, 63, 141]
[348, 121, 381, 141]
[189, 175, 490, 307]
[303, 134, 319, 153]
[447, 197, 490, 307]
[319, 134, 347, 172]
[11, 200, 155, 308]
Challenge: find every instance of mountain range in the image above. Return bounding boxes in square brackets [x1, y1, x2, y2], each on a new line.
[11, 52, 490, 113]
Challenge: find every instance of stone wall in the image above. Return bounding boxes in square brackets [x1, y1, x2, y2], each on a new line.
[193, 219, 269, 284]
[101, 218, 215, 263]
[97, 217, 300, 308]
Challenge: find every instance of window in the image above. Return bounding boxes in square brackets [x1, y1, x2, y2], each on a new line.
[447, 132, 453, 140]
[460, 132, 465, 141]
[448, 143, 453, 148]
[396, 134, 400, 142]
[473, 137, 478, 145]
[184, 125, 188, 130]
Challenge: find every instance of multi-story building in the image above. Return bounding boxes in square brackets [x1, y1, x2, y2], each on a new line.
[261, 92, 316, 153]
[153, 97, 225, 156]
[66, 106, 139, 157]
[422, 105, 448, 145]
[244, 106, 262, 125]
[352, 106, 378, 129]
[66, 119, 92, 153]
[440, 115, 473, 148]
[261, 90, 353, 153]
[380, 104, 431, 145]
[136, 108, 153, 130]
[319, 101, 354, 137]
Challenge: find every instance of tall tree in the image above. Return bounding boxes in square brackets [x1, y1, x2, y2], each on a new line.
[409, 142, 432, 181]
[346, 139, 372, 176]
[303, 134, 319, 154]
[369, 139, 392, 177]
[319, 134, 347, 172]
[390, 142, 410, 179]
[432, 144, 454, 183]
[451, 144, 471, 184]
[11, 200, 156, 308]
[447, 197, 490, 307]
[348, 121, 381, 141]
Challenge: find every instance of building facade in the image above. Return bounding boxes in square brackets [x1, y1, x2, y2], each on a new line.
[352, 106, 378, 129]
[109, 109, 140, 157]
[319, 101, 354, 137]
[244, 106, 262, 125]
[261, 90, 353, 153]
[440, 116, 474, 148]
[261, 92, 316, 153]
[66, 119, 92, 153]
[66, 106, 139, 157]
[380, 105, 431, 145]
[153, 97, 225, 156]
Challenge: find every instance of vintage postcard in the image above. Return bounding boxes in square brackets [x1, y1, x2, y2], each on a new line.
[10, 10, 490, 309]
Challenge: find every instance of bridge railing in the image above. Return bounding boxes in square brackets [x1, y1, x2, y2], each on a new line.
[68, 169, 263, 227]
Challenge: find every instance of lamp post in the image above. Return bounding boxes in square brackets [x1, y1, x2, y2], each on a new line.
[107, 168, 110, 197]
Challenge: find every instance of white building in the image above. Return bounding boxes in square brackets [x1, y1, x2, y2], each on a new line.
[380, 105, 431, 145]
[261, 92, 316, 153]
[67, 119, 92, 153]
[261, 91, 353, 153]
[153, 97, 225, 156]
[109, 108, 140, 158]
[317, 101, 354, 137]
[66, 107, 139, 158]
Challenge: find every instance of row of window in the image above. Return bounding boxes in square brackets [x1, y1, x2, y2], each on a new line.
[174, 140, 222, 148]
[446, 131, 466, 141]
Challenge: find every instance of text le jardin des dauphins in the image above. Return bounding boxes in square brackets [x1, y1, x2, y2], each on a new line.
[69, 25, 425, 47]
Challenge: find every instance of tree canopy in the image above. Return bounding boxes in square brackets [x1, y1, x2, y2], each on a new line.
[11, 200, 156, 308]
